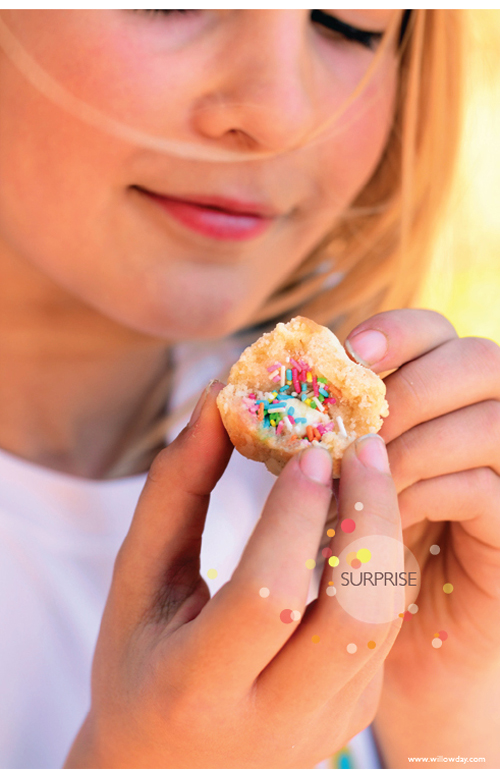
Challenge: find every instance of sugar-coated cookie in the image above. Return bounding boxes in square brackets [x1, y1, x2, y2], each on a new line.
[216, 316, 389, 478]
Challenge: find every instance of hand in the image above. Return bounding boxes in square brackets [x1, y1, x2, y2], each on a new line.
[345, 309, 500, 763]
[64, 380, 402, 770]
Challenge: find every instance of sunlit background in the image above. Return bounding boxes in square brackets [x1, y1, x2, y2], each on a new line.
[419, 10, 500, 344]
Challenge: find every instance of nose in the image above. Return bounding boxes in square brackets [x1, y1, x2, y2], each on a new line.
[190, 11, 320, 155]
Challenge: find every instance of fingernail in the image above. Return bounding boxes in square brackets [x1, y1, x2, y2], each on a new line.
[188, 379, 221, 428]
[345, 330, 388, 367]
[355, 434, 390, 473]
[299, 447, 333, 486]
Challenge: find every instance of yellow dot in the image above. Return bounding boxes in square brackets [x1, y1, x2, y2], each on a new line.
[328, 581, 334, 586]
[312, 635, 320, 644]
[327, 528, 335, 537]
[305, 558, 316, 570]
[357, 548, 372, 564]
[443, 583, 454, 594]
[434, 632, 440, 637]
[398, 613, 405, 618]
[207, 568, 218, 579]
[329, 555, 339, 567]
[367, 641, 376, 649]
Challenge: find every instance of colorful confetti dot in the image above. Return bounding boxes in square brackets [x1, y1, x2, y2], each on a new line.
[346, 550, 358, 565]
[430, 544, 441, 555]
[354, 502, 364, 511]
[326, 585, 337, 597]
[328, 580, 334, 585]
[291, 610, 301, 621]
[432, 637, 443, 649]
[259, 587, 270, 598]
[367, 641, 376, 650]
[329, 555, 339, 567]
[408, 603, 419, 614]
[398, 613, 405, 618]
[305, 558, 316, 570]
[357, 548, 371, 564]
[438, 630, 448, 641]
[327, 528, 336, 537]
[280, 609, 293, 623]
[322, 547, 333, 559]
[403, 611, 412, 621]
[351, 558, 362, 569]
[312, 635, 320, 644]
[341, 518, 356, 534]
[207, 568, 218, 579]
[443, 583, 454, 594]
[347, 643, 358, 654]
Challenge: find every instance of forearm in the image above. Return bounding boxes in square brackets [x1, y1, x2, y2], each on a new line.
[373, 665, 500, 769]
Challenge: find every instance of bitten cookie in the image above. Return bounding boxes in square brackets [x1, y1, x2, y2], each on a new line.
[216, 316, 389, 478]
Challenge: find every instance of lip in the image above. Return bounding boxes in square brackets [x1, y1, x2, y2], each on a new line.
[136, 188, 278, 241]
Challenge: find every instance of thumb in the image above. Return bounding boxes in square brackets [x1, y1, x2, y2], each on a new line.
[111, 378, 233, 625]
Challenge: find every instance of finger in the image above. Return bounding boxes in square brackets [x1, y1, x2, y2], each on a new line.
[254, 434, 404, 716]
[398, 467, 500, 548]
[380, 337, 500, 443]
[387, 400, 500, 493]
[398, 468, 500, 653]
[111, 379, 233, 624]
[344, 308, 458, 374]
[176, 445, 334, 693]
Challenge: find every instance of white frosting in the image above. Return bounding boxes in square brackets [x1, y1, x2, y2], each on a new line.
[259, 392, 332, 438]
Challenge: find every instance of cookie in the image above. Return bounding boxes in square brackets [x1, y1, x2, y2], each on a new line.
[216, 316, 389, 478]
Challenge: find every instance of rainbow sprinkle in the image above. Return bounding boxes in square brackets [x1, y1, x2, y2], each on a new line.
[245, 356, 346, 444]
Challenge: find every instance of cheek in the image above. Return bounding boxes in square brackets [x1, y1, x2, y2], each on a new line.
[317, 61, 398, 206]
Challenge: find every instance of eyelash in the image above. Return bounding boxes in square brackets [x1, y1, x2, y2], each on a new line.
[137, 10, 383, 52]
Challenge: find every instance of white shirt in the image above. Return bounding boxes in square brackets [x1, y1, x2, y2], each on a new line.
[0, 336, 381, 769]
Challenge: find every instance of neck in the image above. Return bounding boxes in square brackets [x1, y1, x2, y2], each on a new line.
[0, 245, 173, 479]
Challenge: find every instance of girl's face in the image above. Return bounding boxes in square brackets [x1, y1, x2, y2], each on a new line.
[0, 10, 399, 340]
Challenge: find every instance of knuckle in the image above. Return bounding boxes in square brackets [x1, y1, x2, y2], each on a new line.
[147, 446, 173, 485]
[462, 336, 500, 376]
[468, 466, 499, 500]
[478, 399, 500, 433]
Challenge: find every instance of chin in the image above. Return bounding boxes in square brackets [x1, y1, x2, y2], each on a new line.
[108, 289, 252, 343]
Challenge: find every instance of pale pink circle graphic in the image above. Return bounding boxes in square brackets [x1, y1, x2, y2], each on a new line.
[334, 535, 421, 624]
[280, 609, 293, 624]
[432, 637, 443, 649]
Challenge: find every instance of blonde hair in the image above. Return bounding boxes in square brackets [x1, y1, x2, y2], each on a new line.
[108, 9, 465, 478]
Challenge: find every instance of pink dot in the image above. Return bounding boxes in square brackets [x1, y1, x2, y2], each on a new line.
[403, 611, 412, 621]
[351, 558, 362, 569]
[438, 630, 448, 641]
[322, 547, 333, 559]
[341, 519, 356, 534]
[280, 609, 293, 624]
